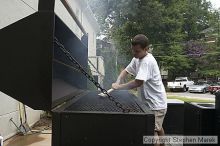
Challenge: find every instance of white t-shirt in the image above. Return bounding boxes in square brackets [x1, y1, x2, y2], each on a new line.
[125, 53, 167, 110]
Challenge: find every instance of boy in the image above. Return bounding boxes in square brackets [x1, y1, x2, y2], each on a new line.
[112, 34, 167, 146]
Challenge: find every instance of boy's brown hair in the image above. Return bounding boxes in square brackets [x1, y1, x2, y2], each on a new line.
[131, 34, 149, 49]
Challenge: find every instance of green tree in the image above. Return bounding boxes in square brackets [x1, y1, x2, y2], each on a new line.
[89, 0, 218, 80]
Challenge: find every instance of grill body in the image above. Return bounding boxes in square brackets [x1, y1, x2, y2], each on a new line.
[183, 102, 215, 146]
[163, 99, 184, 135]
[52, 90, 155, 146]
[215, 91, 220, 145]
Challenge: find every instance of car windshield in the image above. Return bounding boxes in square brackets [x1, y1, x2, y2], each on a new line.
[210, 83, 220, 86]
[175, 79, 187, 82]
[194, 82, 205, 85]
[175, 78, 187, 82]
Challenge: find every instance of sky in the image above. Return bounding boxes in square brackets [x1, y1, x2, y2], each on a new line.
[209, 0, 220, 9]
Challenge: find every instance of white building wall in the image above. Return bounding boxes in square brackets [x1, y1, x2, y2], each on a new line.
[0, 0, 98, 57]
[0, 0, 40, 140]
[55, 0, 82, 38]
[55, 0, 104, 83]
[82, 16, 96, 56]
[55, 0, 98, 56]
[0, 92, 41, 140]
[0, 0, 101, 140]
[0, 0, 37, 29]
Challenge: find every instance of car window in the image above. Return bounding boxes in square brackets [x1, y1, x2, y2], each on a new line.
[194, 82, 205, 85]
[176, 79, 187, 82]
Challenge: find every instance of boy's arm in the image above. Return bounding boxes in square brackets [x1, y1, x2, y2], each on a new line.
[112, 79, 143, 90]
[112, 68, 143, 90]
[115, 69, 129, 84]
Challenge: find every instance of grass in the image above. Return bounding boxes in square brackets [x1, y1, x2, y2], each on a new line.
[168, 96, 215, 103]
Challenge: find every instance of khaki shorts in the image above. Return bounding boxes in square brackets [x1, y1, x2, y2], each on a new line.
[151, 108, 167, 131]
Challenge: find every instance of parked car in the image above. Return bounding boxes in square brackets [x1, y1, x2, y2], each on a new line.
[167, 77, 194, 92]
[188, 82, 210, 93]
[208, 83, 220, 94]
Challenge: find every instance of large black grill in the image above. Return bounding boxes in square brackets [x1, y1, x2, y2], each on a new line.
[65, 91, 144, 113]
[53, 90, 154, 146]
[0, 1, 155, 146]
[216, 91, 220, 145]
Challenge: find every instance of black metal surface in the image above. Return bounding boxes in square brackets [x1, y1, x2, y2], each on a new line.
[53, 15, 88, 108]
[38, 0, 55, 11]
[0, 12, 53, 110]
[0, 10, 88, 110]
[163, 101, 184, 135]
[65, 90, 144, 113]
[54, 39, 131, 112]
[53, 90, 155, 146]
[184, 102, 215, 146]
[215, 91, 220, 145]
[59, 113, 154, 146]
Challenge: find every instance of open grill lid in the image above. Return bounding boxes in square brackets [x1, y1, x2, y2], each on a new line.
[0, 0, 88, 110]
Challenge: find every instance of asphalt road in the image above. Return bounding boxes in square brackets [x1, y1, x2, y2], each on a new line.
[167, 91, 215, 99]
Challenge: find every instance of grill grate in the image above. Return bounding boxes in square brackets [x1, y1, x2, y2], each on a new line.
[65, 91, 144, 113]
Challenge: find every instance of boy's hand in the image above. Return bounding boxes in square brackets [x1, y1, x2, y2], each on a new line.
[112, 83, 121, 90]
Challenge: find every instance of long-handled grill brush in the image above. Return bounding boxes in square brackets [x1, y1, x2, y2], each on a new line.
[98, 88, 114, 97]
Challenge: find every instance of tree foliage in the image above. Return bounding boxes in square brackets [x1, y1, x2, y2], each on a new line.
[89, 0, 220, 79]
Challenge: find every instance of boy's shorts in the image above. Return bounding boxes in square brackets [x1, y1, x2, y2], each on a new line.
[151, 108, 167, 131]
